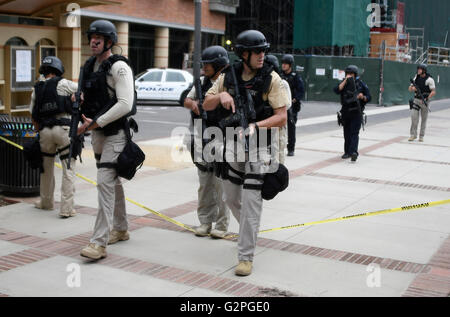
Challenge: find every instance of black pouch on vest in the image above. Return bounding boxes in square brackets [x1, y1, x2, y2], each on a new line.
[116, 118, 145, 180]
[261, 163, 289, 201]
[23, 137, 43, 172]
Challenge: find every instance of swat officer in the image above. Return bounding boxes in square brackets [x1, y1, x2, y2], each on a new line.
[204, 30, 289, 276]
[408, 64, 436, 142]
[183, 46, 231, 239]
[265, 54, 292, 164]
[333, 65, 371, 162]
[77, 20, 135, 260]
[30, 56, 78, 218]
[281, 54, 304, 157]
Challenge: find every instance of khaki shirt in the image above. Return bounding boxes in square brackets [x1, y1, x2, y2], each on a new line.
[206, 70, 290, 111]
[93, 59, 135, 128]
[187, 76, 217, 100]
[30, 78, 78, 118]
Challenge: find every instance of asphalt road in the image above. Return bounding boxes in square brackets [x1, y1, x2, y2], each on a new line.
[131, 99, 450, 142]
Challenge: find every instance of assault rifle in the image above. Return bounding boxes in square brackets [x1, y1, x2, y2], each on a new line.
[410, 78, 430, 112]
[345, 76, 367, 131]
[219, 65, 256, 153]
[67, 67, 84, 169]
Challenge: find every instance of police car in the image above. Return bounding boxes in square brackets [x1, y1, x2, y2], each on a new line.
[135, 68, 193, 105]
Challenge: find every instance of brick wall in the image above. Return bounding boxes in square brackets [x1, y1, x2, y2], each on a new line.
[88, 0, 226, 32]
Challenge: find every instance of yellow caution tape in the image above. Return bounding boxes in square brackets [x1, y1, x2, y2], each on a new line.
[1, 135, 195, 234]
[0, 135, 24, 151]
[225, 199, 450, 239]
[2, 135, 449, 239]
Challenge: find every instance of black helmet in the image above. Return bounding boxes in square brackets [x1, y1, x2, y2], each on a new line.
[417, 64, 428, 73]
[234, 30, 270, 57]
[87, 20, 118, 45]
[201, 46, 229, 70]
[265, 54, 280, 73]
[39, 56, 64, 76]
[281, 54, 295, 66]
[345, 65, 359, 76]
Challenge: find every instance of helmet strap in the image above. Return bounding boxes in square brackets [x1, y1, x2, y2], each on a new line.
[102, 38, 114, 54]
[243, 51, 257, 72]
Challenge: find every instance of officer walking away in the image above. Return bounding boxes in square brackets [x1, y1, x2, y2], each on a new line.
[204, 30, 289, 276]
[281, 54, 304, 157]
[408, 64, 436, 142]
[333, 65, 371, 162]
[183, 46, 231, 239]
[30, 56, 78, 218]
[265, 54, 291, 164]
[78, 20, 135, 260]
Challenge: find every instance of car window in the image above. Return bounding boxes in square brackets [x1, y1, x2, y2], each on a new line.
[142, 71, 163, 82]
[165, 71, 186, 83]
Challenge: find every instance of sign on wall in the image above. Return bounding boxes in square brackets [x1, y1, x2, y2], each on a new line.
[10, 46, 36, 91]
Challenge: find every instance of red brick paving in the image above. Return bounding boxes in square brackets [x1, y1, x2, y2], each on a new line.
[308, 172, 450, 192]
[403, 235, 450, 297]
[1, 136, 449, 296]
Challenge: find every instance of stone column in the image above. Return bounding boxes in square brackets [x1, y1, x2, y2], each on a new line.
[154, 27, 169, 68]
[56, 7, 81, 81]
[114, 21, 129, 57]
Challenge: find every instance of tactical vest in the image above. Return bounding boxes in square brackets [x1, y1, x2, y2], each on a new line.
[341, 77, 365, 112]
[281, 71, 297, 97]
[414, 74, 432, 99]
[32, 77, 72, 128]
[224, 62, 274, 122]
[199, 76, 231, 127]
[81, 54, 137, 136]
[223, 62, 275, 148]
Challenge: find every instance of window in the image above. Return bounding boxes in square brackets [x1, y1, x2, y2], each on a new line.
[165, 71, 186, 82]
[142, 71, 162, 82]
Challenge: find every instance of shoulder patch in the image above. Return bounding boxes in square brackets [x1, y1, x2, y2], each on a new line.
[117, 67, 128, 77]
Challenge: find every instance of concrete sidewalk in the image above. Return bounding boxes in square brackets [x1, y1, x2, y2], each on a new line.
[0, 104, 449, 297]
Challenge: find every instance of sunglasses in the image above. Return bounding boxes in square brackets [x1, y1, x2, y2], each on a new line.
[251, 47, 268, 54]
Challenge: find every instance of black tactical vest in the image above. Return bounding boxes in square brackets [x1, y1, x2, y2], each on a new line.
[32, 77, 72, 125]
[224, 62, 274, 122]
[223, 62, 275, 147]
[281, 71, 297, 96]
[341, 77, 364, 112]
[199, 76, 230, 127]
[81, 54, 136, 136]
[414, 74, 432, 99]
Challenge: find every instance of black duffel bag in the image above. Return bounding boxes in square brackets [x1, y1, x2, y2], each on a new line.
[116, 118, 145, 180]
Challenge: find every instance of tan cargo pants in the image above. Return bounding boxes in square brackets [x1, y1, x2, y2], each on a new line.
[410, 98, 430, 139]
[90, 129, 128, 247]
[39, 125, 76, 214]
[197, 164, 230, 231]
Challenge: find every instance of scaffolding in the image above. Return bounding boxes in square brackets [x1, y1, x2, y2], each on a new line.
[225, 0, 295, 53]
[405, 27, 425, 64]
[427, 45, 450, 66]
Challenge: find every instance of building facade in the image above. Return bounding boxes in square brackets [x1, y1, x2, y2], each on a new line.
[0, 0, 236, 115]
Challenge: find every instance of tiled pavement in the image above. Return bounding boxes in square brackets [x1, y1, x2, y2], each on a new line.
[0, 106, 449, 297]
